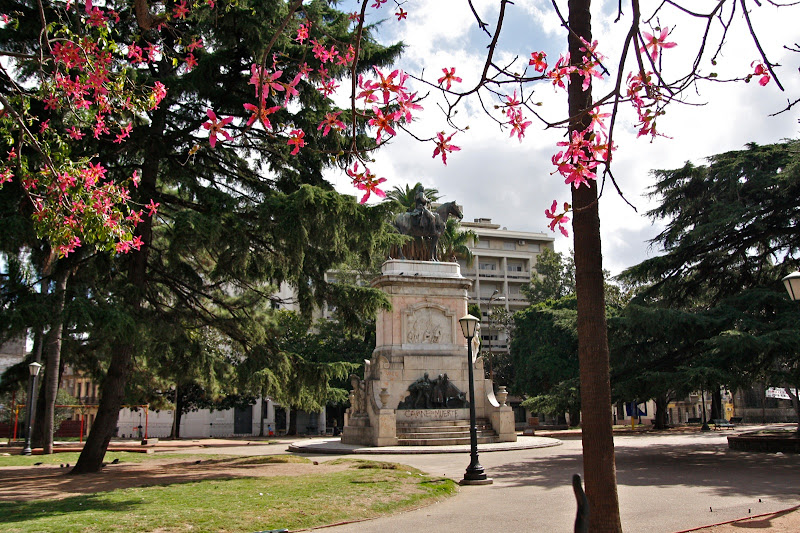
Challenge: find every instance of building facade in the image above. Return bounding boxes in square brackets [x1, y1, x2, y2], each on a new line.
[458, 218, 554, 353]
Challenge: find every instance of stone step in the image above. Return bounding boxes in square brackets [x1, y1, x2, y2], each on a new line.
[398, 430, 496, 440]
[396, 418, 491, 428]
[396, 425, 492, 434]
[397, 435, 499, 446]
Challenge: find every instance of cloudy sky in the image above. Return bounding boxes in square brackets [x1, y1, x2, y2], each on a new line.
[327, 0, 800, 275]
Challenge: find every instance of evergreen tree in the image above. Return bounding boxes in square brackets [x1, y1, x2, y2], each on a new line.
[1, 0, 402, 472]
[620, 140, 800, 431]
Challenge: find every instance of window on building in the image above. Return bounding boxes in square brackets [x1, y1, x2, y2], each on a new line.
[477, 239, 490, 249]
[503, 242, 515, 250]
[507, 262, 523, 272]
[529, 244, 541, 252]
[479, 262, 496, 271]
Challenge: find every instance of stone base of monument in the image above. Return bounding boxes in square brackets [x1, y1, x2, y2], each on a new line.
[342, 259, 517, 447]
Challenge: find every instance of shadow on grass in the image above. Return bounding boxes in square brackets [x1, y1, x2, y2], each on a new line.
[0, 494, 142, 524]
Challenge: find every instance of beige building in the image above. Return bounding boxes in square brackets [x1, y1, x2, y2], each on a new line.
[458, 218, 554, 351]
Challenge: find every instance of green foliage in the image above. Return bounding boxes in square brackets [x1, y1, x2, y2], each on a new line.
[615, 141, 800, 415]
[385, 183, 440, 213]
[523, 248, 575, 304]
[438, 217, 476, 265]
[511, 297, 580, 414]
[236, 310, 376, 412]
[622, 140, 800, 305]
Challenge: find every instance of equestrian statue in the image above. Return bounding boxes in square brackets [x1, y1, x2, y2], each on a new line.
[391, 185, 463, 261]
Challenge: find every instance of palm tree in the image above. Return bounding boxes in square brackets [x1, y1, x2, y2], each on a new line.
[385, 183, 440, 213]
[438, 217, 477, 266]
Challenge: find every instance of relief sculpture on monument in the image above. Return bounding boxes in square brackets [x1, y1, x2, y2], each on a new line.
[397, 373, 468, 410]
[404, 304, 453, 345]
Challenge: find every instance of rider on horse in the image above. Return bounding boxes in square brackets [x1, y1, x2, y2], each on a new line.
[410, 184, 436, 235]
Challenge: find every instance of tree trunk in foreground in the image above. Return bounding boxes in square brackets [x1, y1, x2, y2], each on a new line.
[569, 0, 623, 531]
[42, 266, 70, 454]
[71, 138, 159, 474]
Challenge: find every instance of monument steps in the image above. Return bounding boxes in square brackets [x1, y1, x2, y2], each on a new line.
[396, 418, 499, 446]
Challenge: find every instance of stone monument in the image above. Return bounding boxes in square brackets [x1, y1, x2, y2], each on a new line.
[342, 259, 516, 446]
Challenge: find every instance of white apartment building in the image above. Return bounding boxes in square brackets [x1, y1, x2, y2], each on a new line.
[458, 218, 554, 352]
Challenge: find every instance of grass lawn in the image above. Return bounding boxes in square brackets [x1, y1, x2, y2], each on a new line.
[1, 457, 457, 532]
[0, 451, 220, 467]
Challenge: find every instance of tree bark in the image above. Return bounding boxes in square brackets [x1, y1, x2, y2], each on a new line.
[654, 394, 669, 429]
[568, 1, 623, 531]
[71, 116, 160, 474]
[711, 387, 722, 420]
[42, 265, 70, 454]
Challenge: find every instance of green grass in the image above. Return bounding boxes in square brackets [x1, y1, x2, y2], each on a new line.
[1, 459, 457, 532]
[0, 451, 226, 467]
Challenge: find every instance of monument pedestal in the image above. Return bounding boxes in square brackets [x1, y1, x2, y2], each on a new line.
[342, 259, 516, 446]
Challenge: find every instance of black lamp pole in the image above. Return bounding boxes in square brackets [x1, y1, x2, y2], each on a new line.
[22, 362, 42, 456]
[459, 314, 492, 485]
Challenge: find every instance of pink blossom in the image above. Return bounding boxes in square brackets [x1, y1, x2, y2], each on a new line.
[287, 129, 305, 155]
[529, 51, 547, 73]
[146, 199, 160, 217]
[202, 109, 233, 148]
[0, 168, 13, 185]
[296, 24, 309, 44]
[640, 28, 677, 62]
[368, 107, 397, 144]
[396, 8, 407, 21]
[243, 102, 281, 130]
[751, 61, 770, 86]
[346, 162, 386, 204]
[545, 200, 571, 237]
[151, 81, 167, 109]
[317, 112, 345, 136]
[437, 68, 462, 90]
[173, 1, 190, 19]
[432, 131, 460, 165]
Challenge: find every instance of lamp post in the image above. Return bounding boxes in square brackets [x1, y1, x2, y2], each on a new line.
[458, 314, 492, 485]
[21, 362, 42, 456]
[782, 272, 800, 301]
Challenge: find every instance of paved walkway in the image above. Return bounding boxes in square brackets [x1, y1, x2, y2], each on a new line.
[288, 428, 800, 533]
[287, 435, 561, 454]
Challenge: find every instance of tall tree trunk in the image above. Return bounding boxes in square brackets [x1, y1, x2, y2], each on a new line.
[71, 122, 160, 474]
[711, 387, 722, 420]
[568, 1, 623, 531]
[42, 265, 71, 454]
[175, 387, 183, 439]
[654, 394, 669, 429]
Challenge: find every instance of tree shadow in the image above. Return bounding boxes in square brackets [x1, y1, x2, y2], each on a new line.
[486, 441, 800, 499]
[0, 494, 142, 524]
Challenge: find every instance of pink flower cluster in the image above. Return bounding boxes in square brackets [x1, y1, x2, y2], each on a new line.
[347, 162, 387, 203]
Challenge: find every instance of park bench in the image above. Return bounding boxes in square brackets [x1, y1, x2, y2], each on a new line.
[712, 418, 735, 430]
[687, 417, 702, 424]
[730, 416, 743, 424]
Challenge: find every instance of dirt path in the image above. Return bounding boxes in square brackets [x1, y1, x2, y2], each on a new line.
[685, 506, 800, 532]
[0, 457, 348, 502]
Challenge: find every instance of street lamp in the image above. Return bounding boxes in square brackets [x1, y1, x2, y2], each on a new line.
[22, 361, 42, 456]
[458, 314, 492, 485]
[782, 272, 800, 301]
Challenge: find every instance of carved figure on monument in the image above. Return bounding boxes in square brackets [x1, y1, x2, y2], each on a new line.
[405, 306, 452, 345]
[397, 373, 469, 409]
[391, 198, 464, 261]
[349, 374, 367, 415]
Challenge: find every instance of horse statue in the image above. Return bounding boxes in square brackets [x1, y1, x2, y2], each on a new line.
[391, 201, 463, 261]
